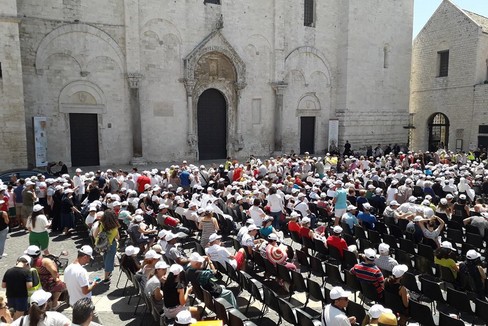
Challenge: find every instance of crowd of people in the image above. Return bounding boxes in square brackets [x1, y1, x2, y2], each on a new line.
[1, 148, 488, 325]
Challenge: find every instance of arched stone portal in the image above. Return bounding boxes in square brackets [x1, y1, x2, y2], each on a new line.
[428, 112, 449, 152]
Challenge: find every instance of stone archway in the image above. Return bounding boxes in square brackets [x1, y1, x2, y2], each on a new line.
[182, 30, 246, 159]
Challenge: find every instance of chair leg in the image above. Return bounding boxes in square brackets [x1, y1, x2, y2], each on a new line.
[122, 278, 129, 296]
[133, 296, 142, 316]
[116, 270, 122, 288]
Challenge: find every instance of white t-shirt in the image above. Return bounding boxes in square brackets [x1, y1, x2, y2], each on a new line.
[27, 214, 49, 233]
[73, 175, 85, 195]
[11, 312, 70, 326]
[64, 262, 91, 306]
[322, 304, 350, 326]
[248, 206, 265, 226]
[266, 194, 283, 213]
[205, 244, 237, 269]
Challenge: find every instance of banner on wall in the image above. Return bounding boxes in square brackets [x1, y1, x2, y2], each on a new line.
[328, 119, 339, 153]
[33, 117, 48, 167]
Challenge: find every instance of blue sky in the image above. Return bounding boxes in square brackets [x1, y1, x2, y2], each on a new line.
[414, 0, 488, 38]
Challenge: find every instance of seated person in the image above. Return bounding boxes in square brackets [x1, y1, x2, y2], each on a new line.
[357, 203, 377, 230]
[434, 241, 459, 279]
[145, 261, 168, 313]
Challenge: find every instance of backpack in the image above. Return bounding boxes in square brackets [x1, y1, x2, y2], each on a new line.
[28, 268, 42, 297]
[95, 225, 109, 253]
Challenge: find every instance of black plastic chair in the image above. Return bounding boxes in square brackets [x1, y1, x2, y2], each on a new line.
[263, 258, 278, 279]
[302, 236, 316, 255]
[399, 238, 416, 255]
[344, 269, 361, 301]
[384, 290, 406, 315]
[359, 281, 379, 304]
[401, 272, 421, 295]
[245, 279, 265, 314]
[408, 299, 436, 326]
[447, 286, 474, 315]
[388, 224, 404, 238]
[382, 233, 399, 250]
[439, 311, 465, 326]
[354, 225, 367, 239]
[214, 297, 232, 325]
[262, 286, 280, 322]
[313, 237, 329, 259]
[438, 264, 457, 284]
[417, 243, 434, 261]
[420, 277, 445, 313]
[278, 297, 298, 325]
[310, 255, 327, 285]
[447, 228, 464, 244]
[342, 250, 358, 270]
[290, 231, 301, 245]
[325, 261, 344, 286]
[295, 308, 322, 326]
[375, 221, 388, 235]
[202, 287, 216, 316]
[228, 308, 252, 326]
[475, 298, 488, 324]
[327, 244, 343, 264]
[290, 270, 308, 305]
[225, 261, 239, 284]
[276, 263, 292, 287]
[465, 224, 480, 235]
[466, 232, 483, 248]
[296, 249, 311, 276]
[346, 300, 366, 324]
[395, 249, 413, 269]
[367, 229, 382, 245]
[307, 277, 328, 307]
[414, 254, 435, 275]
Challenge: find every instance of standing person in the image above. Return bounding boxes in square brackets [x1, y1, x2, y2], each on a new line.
[21, 181, 37, 230]
[10, 289, 70, 326]
[1, 255, 33, 320]
[13, 179, 25, 229]
[26, 204, 51, 255]
[321, 286, 355, 326]
[198, 209, 220, 248]
[60, 189, 80, 236]
[266, 187, 284, 230]
[72, 169, 85, 206]
[0, 200, 9, 259]
[25, 245, 66, 311]
[93, 209, 120, 284]
[7, 185, 16, 227]
[64, 246, 102, 324]
[51, 186, 63, 232]
[333, 180, 347, 226]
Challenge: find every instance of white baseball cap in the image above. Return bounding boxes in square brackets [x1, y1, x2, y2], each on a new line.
[175, 310, 196, 324]
[466, 249, 481, 260]
[155, 261, 169, 269]
[389, 200, 399, 206]
[190, 252, 205, 263]
[332, 226, 343, 234]
[24, 245, 41, 256]
[392, 264, 409, 278]
[364, 248, 377, 260]
[208, 233, 222, 243]
[124, 245, 140, 256]
[33, 204, 44, 213]
[329, 286, 352, 300]
[440, 241, 454, 251]
[30, 289, 52, 306]
[302, 217, 311, 224]
[363, 203, 372, 210]
[368, 304, 391, 319]
[347, 205, 357, 211]
[267, 233, 279, 241]
[378, 243, 390, 254]
[79, 245, 93, 259]
[144, 250, 161, 260]
[169, 264, 184, 275]
[247, 224, 259, 231]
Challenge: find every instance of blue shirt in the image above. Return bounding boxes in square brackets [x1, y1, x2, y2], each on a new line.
[334, 188, 347, 209]
[357, 212, 377, 230]
[342, 213, 359, 233]
[179, 170, 190, 186]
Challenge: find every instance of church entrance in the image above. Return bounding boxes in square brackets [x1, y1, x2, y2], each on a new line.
[69, 113, 100, 166]
[428, 112, 449, 152]
[197, 89, 227, 160]
[300, 116, 315, 154]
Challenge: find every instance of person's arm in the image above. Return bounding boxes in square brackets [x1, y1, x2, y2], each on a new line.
[1, 282, 5, 288]
[463, 217, 472, 225]
[213, 218, 220, 231]
[436, 216, 445, 232]
[153, 287, 163, 301]
[42, 258, 60, 282]
[2, 212, 9, 226]
[26, 281, 33, 289]
[399, 285, 409, 307]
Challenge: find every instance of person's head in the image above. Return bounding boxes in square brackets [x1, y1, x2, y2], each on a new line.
[174, 309, 196, 326]
[144, 250, 162, 263]
[101, 209, 120, 230]
[378, 243, 390, 256]
[166, 264, 184, 285]
[17, 255, 31, 269]
[363, 248, 377, 263]
[391, 264, 408, 282]
[208, 233, 222, 246]
[72, 298, 95, 326]
[301, 217, 311, 227]
[77, 245, 94, 265]
[466, 249, 482, 264]
[189, 252, 205, 269]
[377, 312, 398, 326]
[247, 224, 259, 237]
[332, 225, 343, 237]
[366, 304, 391, 325]
[29, 290, 51, 326]
[435, 241, 455, 259]
[155, 261, 169, 278]
[329, 286, 351, 309]
[24, 245, 41, 260]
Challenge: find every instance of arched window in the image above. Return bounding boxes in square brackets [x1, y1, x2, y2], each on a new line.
[428, 113, 449, 152]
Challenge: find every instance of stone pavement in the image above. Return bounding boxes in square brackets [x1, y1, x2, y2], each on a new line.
[0, 223, 324, 325]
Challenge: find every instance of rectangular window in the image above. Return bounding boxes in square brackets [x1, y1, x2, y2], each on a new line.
[479, 125, 488, 134]
[204, 0, 220, 4]
[304, 0, 315, 27]
[0, 62, 2, 79]
[438, 50, 449, 77]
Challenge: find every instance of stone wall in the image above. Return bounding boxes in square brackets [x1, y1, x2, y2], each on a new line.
[0, 0, 28, 170]
[410, 0, 488, 151]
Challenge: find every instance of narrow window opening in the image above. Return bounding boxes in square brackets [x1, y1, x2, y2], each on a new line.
[204, 0, 220, 4]
[0, 62, 3, 79]
[438, 50, 449, 77]
[383, 46, 389, 69]
[304, 0, 315, 27]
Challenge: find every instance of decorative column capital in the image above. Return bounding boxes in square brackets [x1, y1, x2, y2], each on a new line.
[181, 78, 196, 96]
[271, 81, 288, 95]
[127, 73, 143, 89]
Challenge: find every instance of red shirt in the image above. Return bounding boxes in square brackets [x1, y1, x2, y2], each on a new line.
[137, 175, 151, 193]
[326, 235, 348, 257]
[299, 226, 312, 239]
[288, 221, 301, 233]
[164, 215, 179, 227]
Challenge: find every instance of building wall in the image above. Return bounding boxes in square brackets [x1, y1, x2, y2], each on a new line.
[410, 0, 486, 152]
[0, 1, 28, 170]
[12, 0, 413, 166]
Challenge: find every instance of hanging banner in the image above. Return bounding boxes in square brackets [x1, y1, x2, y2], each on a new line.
[33, 117, 48, 167]
[328, 119, 339, 153]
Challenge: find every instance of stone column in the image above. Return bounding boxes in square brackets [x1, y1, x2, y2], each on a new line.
[233, 82, 247, 152]
[127, 73, 145, 164]
[183, 79, 197, 158]
[271, 82, 287, 153]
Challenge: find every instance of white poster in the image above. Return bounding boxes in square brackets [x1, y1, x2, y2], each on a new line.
[328, 119, 339, 153]
[33, 117, 48, 167]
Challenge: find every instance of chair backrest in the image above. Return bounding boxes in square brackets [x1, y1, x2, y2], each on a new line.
[250, 279, 264, 302]
[420, 277, 445, 302]
[447, 286, 472, 314]
[276, 263, 292, 284]
[310, 255, 326, 277]
[262, 285, 280, 312]
[354, 225, 367, 239]
[302, 236, 316, 252]
[346, 300, 366, 324]
[414, 254, 434, 275]
[342, 250, 358, 270]
[314, 238, 329, 257]
[395, 249, 413, 269]
[296, 308, 322, 326]
[328, 245, 343, 262]
[228, 308, 245, 326]
[367, 229, 382, 245]
[202, 287, 216, 312]
[438, 265, 457, 284]
[278, 297, 297, 325]
[296, 249, 311, 269]
[359, 281, 380, 302]
[307, 278, 327, 305]
[225, 261, 238, 282]
[382, 233, 399, 250]
[291, 270, 307, 293]
[408, 299, 436, 326]
[401, 272, 420, 293]
[399, 238, 416, 255]
[214, 298, 229, 325]
[417, 243, 434, 261]
[325, 262, 343, 286]
[383, 289, 406, 314]
[439, 312, 465, 326]
[344, 269, 361, 292]
[475, 298, 488, 323]
[466, 232, 483, 247]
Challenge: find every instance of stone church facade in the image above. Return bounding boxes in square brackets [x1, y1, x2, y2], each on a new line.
[1, 0, 413, 168]
[410, 0, 488, 152]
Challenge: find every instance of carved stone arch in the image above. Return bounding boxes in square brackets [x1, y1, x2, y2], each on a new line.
[59, 80, 106, 114]
[284, 69, 306, 86]
[184, 30, 246, 88]
[35, 24, 125, 75]
[43, 53, 83, 73]
[285, 46, 332, 84]
[297, 93, 322, 119]
[141, 18, 183, 45]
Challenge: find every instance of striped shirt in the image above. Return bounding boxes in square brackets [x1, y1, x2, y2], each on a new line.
[350, 262, 384, 296]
